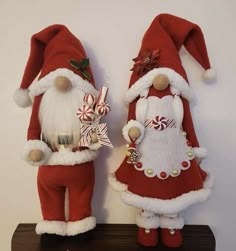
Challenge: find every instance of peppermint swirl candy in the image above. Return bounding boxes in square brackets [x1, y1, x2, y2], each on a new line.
[97, 102, 111, 116]
[83, 93, 96, 106]
[152, 116, 168, 130]
[77, 105, 95, 122]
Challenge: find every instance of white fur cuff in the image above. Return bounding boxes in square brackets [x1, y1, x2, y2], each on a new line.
[88, 142, 101, 150]
[193, 147, 207, 159]
[67, 216, 96, 236]
[36, 220, 67, 235]
[108, 173, 128, 192]
[136, 213, 160, 229]
[160, 215, 184, 229]
[22, 140, 52, 166]
[122, 120, 145, 144]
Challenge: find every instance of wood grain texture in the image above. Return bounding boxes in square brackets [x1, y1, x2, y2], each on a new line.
[12, 224, 215, 251]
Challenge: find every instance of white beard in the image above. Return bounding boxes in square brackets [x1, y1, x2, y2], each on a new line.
[39, 87, 84, 149]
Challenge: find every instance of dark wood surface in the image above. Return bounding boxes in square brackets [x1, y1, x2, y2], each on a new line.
[12, 224, 215, 251]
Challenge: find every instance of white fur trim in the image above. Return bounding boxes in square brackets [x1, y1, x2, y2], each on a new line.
[22, 140, 52, 166]
[160, 215, 184, 229]
[202, 68, 216, 82]
[46, 148, 97, 166]
[126, 68, 193, 103]
[136, 213, 160, 229]
[13, 88, 32, 108]
[67, 216, 96, 236]
[193, 147, 207, 159]
[88, 142, 101, 150]
[136, 98, 148, 124]
[122, 120, 145, 144]
[173, 95, 183, 131]
[36, 220, 67, 235]
[108, 173, 128, 191]
[30, 68, 98, 97]
[203, 172, 214, 189]
[121, 178, 212, 215]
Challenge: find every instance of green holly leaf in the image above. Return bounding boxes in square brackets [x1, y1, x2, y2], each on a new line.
[69, 59, 81, 70]
[81, 70, 91, 80]
[79, 58, 90, 68]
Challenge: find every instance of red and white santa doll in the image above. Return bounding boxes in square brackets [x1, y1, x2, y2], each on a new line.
[13, 25, 110, 239]
[109, 14, 215, 248]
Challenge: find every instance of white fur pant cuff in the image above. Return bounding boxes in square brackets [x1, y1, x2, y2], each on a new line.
[159, 215, 184, 230]
[136, 213, 160, 229]
[36, 220, 67, 236]
[67, 216, 96, 236]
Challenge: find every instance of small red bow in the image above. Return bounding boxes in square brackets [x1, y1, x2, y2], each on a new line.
[131, 49, 160, 76]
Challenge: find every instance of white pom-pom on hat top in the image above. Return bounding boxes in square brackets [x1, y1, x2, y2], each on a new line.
[13, 88, 32, 108]
[202, 68, 216, 82]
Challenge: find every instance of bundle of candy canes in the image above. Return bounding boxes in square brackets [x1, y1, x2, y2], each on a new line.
[77, 86, 113, 148]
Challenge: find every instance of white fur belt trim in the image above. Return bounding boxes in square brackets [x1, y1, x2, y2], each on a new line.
[122, 120, 145, 144]
[46, 148, 97, 166]
[159, 215, 184, 229]
[108, 173, 128, 192]
[136, 213, 160, 229]
[36, 220, 67, 235]
[67, 216, 96, 236]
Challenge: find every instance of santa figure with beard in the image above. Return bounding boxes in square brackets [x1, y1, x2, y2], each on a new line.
[109, 14, 215, 248]
[13, 25, 104, 239]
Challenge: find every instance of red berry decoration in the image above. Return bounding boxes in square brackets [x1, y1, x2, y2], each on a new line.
[137, 162, 143, 168]
[186, 140, 192, 147]
[182, 161, 188, 168]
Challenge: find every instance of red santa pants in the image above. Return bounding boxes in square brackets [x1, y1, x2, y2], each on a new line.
[37, 162, 94, 222]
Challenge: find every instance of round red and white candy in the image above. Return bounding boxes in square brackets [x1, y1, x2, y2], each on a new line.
[83, 94, 96, 106]
[153, 116, 168, 130]
[77, 105, 95, 122]
[97, 102, 111, 116]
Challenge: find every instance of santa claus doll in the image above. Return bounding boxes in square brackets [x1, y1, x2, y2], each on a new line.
[13, 25, 111, 240]
[109, 14, 215, 248]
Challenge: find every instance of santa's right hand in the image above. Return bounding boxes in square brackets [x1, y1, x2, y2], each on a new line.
[28, 149, 44, 162]
[128, 127, 141, 141]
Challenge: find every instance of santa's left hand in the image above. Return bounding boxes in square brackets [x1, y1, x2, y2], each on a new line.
[90, 132, 98, 143]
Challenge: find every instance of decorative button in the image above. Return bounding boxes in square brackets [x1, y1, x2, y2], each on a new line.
[147, 169, 153, 175]
[182, 161, 188, 168]
[170, 229, 175, 235]
[145, 229, 150, 234]
[187, 151, 193, 157]
[187, 140, 192, 147]
[136, 162, 142, 168]
[172, 168, 179, 176]
[160, 171, 167, 178]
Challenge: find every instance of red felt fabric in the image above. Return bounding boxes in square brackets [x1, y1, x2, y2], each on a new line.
[37, 162, 94, 221]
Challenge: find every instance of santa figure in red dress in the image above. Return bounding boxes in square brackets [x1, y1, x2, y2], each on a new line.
[13, 25, 108, 239]
[109, 14, 215, 248]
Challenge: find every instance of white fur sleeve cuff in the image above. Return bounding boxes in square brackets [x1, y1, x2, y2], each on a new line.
[87, 142, 101, 150]
[108, 173, 128, 192]
[22, 140, 52, 166]
[122, 120, 145, 144]
[193, 147, 207, 159]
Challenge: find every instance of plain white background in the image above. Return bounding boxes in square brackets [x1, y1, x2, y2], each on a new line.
[0, 0, 235, 250]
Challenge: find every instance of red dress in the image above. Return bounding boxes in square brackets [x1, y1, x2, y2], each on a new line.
[114, 87, 212, 214]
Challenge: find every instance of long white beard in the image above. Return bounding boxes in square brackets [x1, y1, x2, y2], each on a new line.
[39, 87, 84, 149]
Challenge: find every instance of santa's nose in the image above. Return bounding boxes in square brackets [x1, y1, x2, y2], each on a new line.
[152, 74, 169, 91]
[54, 76, 72, 92]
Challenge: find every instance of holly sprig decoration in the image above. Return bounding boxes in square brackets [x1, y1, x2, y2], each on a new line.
[69, 58, 91, 80]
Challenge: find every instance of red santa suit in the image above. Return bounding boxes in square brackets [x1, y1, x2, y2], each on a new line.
[14, 25, 101, 236]
[109, 14, 215, 247]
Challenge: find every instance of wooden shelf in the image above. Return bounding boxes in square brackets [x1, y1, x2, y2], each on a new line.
[12, 224, 215, 251]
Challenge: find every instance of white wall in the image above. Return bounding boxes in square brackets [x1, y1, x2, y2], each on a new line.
[0, 0, 235, 250]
